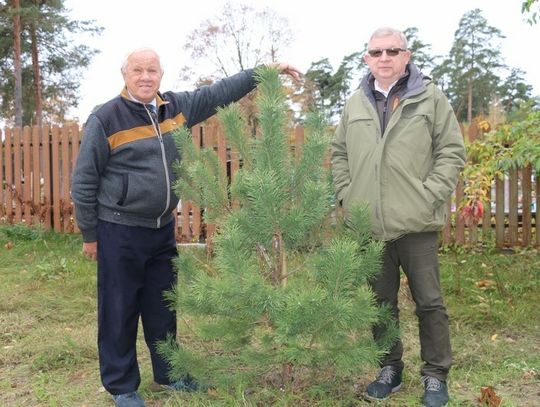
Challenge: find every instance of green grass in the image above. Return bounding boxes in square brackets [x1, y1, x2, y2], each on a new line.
[0, 224, 538, 406]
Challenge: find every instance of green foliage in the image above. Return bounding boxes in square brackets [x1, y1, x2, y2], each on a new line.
[463, 108, 540, 204]
[430, 9, 534, 122]
[432, 9, 505, 121]
[0, 223, 44, 241]
[0, 0, 103, 124]
[303, 52, 365, 120]
[1, 225, 79, 280]
[164, 66, 391, 392]
[498, 69, 536, 115]
[172, 127, 230, 224]
[522, 0, 539, 25]
[217, 103, 252, 167]
[34, 252, 71, 281]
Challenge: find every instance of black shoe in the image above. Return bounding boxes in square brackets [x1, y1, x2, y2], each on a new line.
[365, 366, 402, 400]
[422, 376, 449, 407]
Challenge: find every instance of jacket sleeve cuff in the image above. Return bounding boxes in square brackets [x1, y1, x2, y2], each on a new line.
[81, 228, 97, 243]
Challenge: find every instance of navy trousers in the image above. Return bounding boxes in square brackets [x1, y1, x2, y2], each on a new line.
[96, 220, 178, 395]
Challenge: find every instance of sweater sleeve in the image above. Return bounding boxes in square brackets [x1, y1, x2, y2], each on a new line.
[71, 115, 110, 242]
[177, 69, 257, 128]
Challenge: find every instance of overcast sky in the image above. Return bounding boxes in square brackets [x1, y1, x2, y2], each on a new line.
[64, 0, 539, 122]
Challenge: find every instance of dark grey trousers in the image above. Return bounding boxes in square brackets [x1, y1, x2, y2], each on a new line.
[370, 231, 452, 381]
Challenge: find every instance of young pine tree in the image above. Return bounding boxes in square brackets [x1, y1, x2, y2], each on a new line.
[159, 66, 396, 394]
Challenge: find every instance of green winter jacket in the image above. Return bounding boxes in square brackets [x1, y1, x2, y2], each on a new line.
[331, 64, 466, 241]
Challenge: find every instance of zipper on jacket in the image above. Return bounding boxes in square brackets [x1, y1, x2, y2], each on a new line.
[145, 105, 171, 229]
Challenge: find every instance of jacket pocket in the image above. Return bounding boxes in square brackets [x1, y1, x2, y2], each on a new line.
[116, 173, 129, 206]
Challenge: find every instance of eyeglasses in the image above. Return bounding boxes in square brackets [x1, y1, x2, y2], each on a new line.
[367, 48, 406, 57]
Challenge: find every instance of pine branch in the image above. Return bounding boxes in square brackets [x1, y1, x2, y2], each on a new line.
[217, 104, 253, 169]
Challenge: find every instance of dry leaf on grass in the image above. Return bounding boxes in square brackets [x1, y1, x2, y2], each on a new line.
[478, 386, 502, 406]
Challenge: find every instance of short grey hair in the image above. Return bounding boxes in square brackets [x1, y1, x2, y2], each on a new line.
[120, 47, 163, 74]
[369, 27, 408, 49]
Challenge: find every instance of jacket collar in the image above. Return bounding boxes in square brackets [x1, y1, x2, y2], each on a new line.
[362, 63, 428, 99]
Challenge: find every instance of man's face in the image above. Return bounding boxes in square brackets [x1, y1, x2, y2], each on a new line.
[122, 50, 163, 103]
[364, 34, 411, 84]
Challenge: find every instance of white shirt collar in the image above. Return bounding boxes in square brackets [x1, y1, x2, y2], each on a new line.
[374, 79, 399, 98]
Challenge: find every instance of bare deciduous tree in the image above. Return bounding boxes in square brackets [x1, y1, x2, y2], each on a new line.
[180, 2, 292, 84]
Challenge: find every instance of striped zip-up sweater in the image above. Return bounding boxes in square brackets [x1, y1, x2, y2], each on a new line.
[71, 69, 256, 242]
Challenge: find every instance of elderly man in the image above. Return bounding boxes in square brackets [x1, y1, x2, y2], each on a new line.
[72, 47, 300, 407]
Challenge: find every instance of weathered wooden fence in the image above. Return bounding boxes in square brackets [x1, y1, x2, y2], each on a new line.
[1, 123, 538, 248]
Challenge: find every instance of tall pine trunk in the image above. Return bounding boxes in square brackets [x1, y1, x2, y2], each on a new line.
[12, 0, 23, 127]
[30, 16, 43, 128]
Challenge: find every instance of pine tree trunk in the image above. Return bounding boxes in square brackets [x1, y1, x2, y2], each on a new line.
[30, 17, 43, 128]
[271, 232, 287, 286]
[12, 0, 23, 127]
[467, 78, 473, 124]
[272, 232, 292, 386]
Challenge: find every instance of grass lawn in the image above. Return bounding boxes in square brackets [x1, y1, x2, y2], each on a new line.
[1, 224, 538, 406]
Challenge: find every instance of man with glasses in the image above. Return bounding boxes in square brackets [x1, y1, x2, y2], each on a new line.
[331, 27, 465, 407]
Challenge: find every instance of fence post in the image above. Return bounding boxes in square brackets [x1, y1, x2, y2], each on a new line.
[508, 168, 519, 246]
[495, 176, 505, 248]
[61, 125, 74, 232]
[31, 126, 41, 226]
[22, 127, 32, 225]
[455, 180, 465, 245]
[179, 125, 202, 242]
[441, 198, 452, 245]
[13, 127, 23, 223]
[71, 125, 81, 233]
[4, 129, 13, 222]
[204, 123, 222, 244]
[51, 126, 61, 232]
[481, 185, 491, 240]
[536, 175, 540, 247]
[42, 125, 52, 230]
[521, 165, 532, 246]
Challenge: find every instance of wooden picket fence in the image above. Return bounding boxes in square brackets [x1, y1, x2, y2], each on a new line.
[0, 122, 538, 248]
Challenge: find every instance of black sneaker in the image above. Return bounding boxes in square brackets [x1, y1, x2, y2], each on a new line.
[422, 376, 449, 407]
[365, 366, 402, 400]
